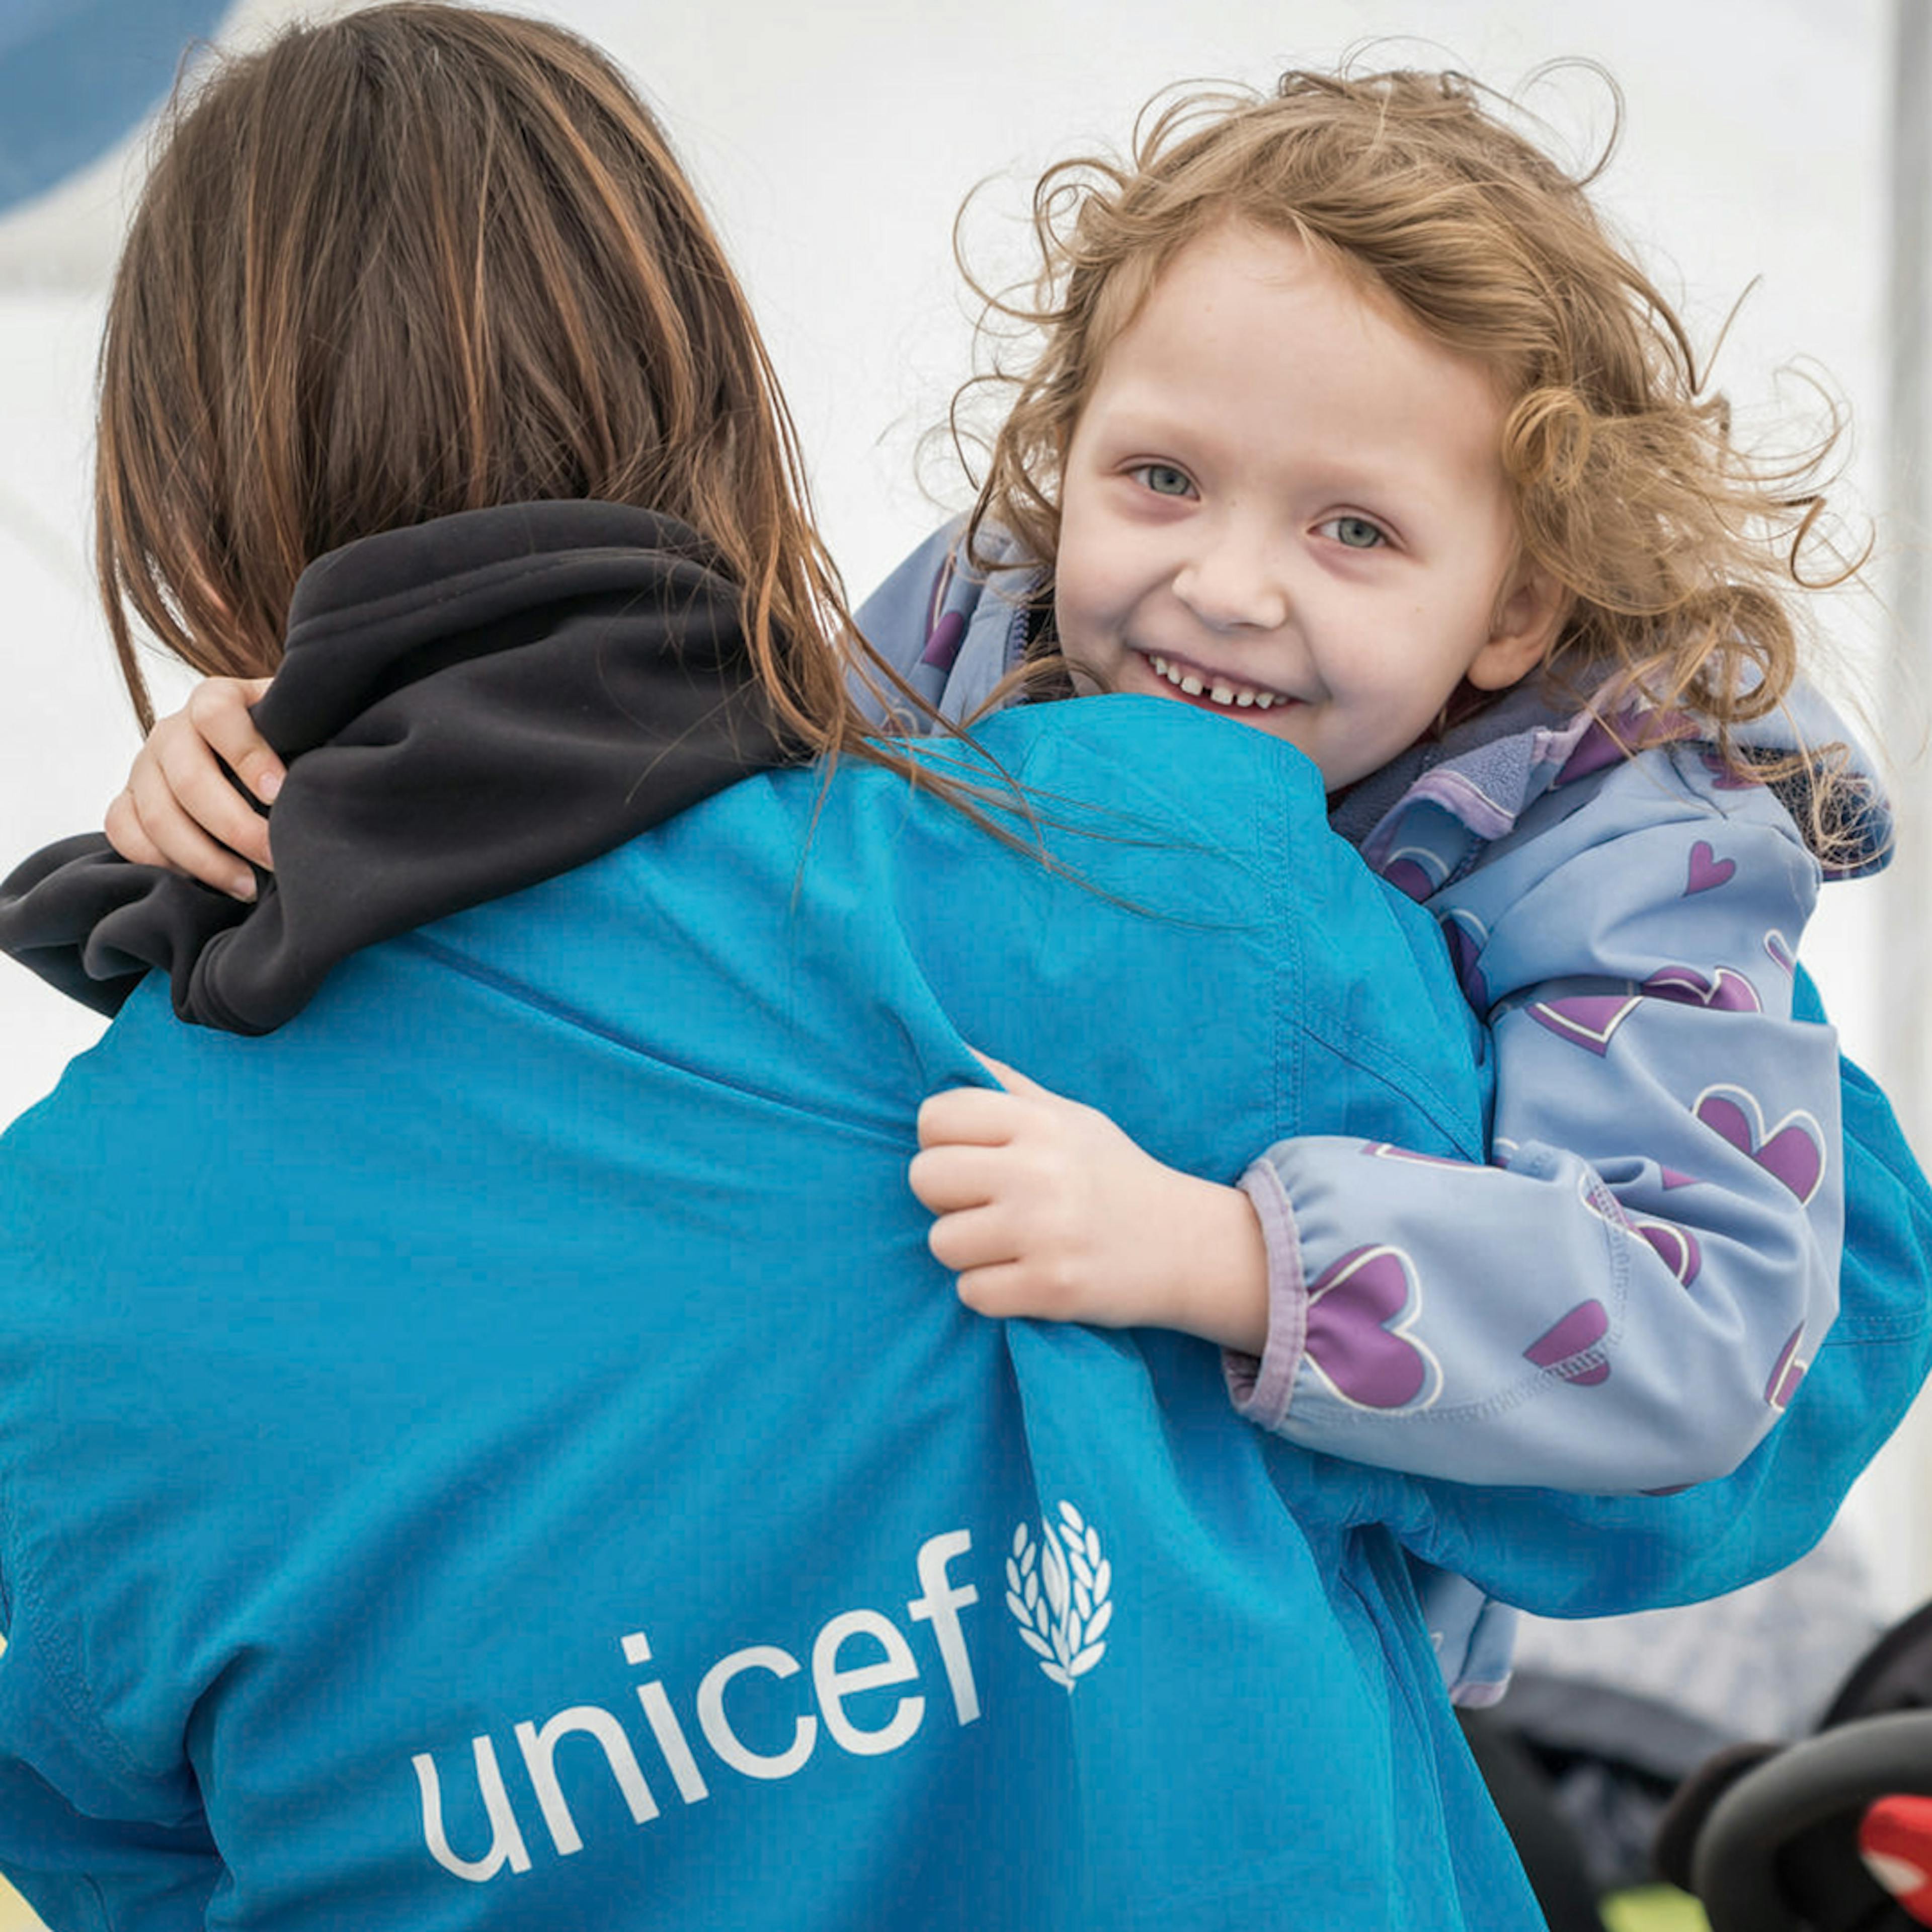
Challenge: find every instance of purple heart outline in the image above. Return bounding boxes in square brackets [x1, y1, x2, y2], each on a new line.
[1700, 748, 1763, 792]
[1694, 1086, 1826, 1204]
[918, 607, 965, 671]
[1551, 705, 1696, 786]
[1643, 964, 1761, 1014]
[1523, 1299, 1610, 1386]
[1684, 840, 1736, 896]
[1634, 1219, 1703, 1286]
[1764, 1325, 1808, 1410]
[1575, 1175, 1700, 1284]
[1378, 833, 1449, 904]
[1527, 994, 1640, 1058]
[1303, 1245, 1438, 1411]
[1381, 856, 1435, 904]
[1555, 718, 1625, 788]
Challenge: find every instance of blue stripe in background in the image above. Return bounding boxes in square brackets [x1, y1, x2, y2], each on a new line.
[0, 0, 230, 214]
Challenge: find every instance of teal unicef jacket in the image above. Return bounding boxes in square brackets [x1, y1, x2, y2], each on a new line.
[0, 506, 1925, 1930]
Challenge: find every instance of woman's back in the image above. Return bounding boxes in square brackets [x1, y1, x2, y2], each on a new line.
[0, 679, 1547, 1929]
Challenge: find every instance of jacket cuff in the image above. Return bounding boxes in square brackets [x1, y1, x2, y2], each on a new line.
[1223, 1157, 1308, 1432]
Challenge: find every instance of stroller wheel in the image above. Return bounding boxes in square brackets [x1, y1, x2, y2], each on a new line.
[1689, 1711, 1932, 1931]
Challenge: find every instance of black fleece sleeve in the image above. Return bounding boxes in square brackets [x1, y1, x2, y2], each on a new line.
[0, 835, 230, 1019]
[0, 504, 798, 1034]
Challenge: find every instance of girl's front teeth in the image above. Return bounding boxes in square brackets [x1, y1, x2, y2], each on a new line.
[1148, 654, 1284, 710]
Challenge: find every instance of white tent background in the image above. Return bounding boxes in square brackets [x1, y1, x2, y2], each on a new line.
[0, 0, 1925, 1652]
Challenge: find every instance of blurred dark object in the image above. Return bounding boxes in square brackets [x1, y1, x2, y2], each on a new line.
[1656, 1600, 1932, 1930]
[1459, 1706, 1611, 1932]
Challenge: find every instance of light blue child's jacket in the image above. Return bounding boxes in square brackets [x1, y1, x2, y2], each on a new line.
[858, 521, 1912, 1700]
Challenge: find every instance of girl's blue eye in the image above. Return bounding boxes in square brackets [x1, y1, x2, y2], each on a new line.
[1137, 464, 1193, 498]
[1325, 515, 1385, 550]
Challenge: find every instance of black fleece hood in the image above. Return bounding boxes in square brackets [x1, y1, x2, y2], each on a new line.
[0, 502, 799, 1034]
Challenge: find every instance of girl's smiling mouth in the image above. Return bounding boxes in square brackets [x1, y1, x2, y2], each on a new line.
[1140, 650, 1298, 712]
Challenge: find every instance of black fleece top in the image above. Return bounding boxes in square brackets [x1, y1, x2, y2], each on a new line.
[0, 502, 797, 1034]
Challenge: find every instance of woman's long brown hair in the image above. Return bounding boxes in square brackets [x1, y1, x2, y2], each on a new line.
[97, 2, 980, 817]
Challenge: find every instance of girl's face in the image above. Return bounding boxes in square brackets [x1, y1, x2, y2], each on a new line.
[1053, 223, 1564, 793]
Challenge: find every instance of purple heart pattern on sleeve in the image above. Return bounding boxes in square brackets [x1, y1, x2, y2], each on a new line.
[1321, 827, 1826, 1427]
[1302, 1246, 1440, 1411]
[1527, 960, 1764, 1055]
[1523, 1300, 1611, 1386]
[1692, 1086, 1826, 1205]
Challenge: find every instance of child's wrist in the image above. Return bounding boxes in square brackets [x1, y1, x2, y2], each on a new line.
[1168, 1178, 1269, 1354]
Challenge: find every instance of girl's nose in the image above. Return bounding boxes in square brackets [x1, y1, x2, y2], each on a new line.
[1171, 532, 1289, 632]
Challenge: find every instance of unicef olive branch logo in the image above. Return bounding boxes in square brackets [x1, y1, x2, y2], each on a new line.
[1005, 1501, 1112, 1689]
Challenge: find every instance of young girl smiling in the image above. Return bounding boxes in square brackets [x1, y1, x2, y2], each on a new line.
[858, 69, 1903, 1703]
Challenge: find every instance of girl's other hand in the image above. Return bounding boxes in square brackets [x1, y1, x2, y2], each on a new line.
[104, 677, 280, 899]
[910, 1051, 1269, 1352]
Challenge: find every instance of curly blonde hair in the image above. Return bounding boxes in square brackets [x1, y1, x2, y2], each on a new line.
[960, 65, 1861, 813]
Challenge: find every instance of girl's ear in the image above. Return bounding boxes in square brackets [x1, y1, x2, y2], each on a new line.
[1468, 563, 1571, 693]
